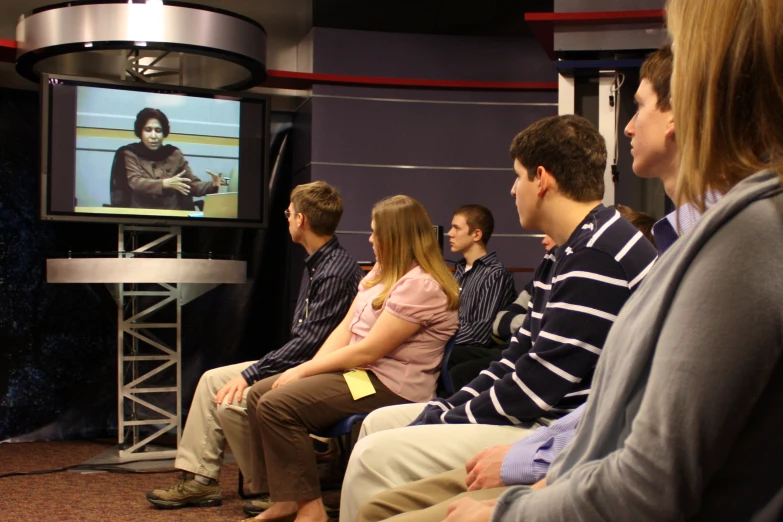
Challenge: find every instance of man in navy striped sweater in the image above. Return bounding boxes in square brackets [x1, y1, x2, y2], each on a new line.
[339, 115, 658, 522]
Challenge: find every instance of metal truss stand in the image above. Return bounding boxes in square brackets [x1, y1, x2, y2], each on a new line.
[114, 224, 182, 462]
[46, 226, 246, 466]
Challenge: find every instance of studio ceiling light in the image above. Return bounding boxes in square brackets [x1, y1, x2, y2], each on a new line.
[15, 0, 267, 90]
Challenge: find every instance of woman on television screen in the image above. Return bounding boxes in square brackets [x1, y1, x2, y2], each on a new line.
[109, 107, 220, 210]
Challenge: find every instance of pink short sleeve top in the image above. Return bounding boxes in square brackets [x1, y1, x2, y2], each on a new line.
[349, 264, 458, 403]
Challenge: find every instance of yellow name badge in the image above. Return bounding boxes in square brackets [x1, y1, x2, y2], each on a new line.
[343, 369, 377, 400]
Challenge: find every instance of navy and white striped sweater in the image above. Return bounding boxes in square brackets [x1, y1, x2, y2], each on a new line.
[413, 205, 658, 426]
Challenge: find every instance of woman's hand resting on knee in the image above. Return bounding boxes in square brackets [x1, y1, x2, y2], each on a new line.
[272, 365, 309, 389]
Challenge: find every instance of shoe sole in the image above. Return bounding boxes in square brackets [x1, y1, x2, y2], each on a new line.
[243, 504, 273, 516]
[147, 497, 222, 509]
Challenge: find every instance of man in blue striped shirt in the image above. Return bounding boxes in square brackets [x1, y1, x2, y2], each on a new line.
[339, 115, 658, 522]
[146, 181, 363, 510]
[447, 205, 516, 386]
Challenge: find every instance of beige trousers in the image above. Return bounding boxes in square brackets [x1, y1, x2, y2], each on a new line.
[173, 361, 256, 481]
[355, 468, 510, 522]
[339, 403, 534, 522]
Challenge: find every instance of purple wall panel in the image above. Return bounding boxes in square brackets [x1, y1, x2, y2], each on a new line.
[313, 28, 557, 83]
[555, 0, 664, 11]
[300, 27, 559, 307]
[334, 233, 375, 264]
[314, 84, 558, 105]
[292, 98, 312, 174]
[315, 162, 546, 290]
[333, 233, 542, 292]
[312, 164, 522, 234]
[288, 165, 311, 311]
[311, 96, 557, 168]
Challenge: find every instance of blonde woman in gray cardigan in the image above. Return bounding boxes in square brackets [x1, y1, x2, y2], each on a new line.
[444, 1, 783, 521]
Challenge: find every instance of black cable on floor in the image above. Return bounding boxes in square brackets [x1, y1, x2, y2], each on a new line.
[0, 459, 180, 479]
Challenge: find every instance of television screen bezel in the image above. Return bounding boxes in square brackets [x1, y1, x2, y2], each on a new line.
[39, 72, 270, 229]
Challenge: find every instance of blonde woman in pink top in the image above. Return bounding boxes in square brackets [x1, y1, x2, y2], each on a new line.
[243, 195, 459, 522]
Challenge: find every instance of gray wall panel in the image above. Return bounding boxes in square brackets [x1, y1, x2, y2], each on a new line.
[313, 28, 556, 83]
[311, 96, 556, 168]
[292, 98, 313, 174]
[288, 165, 311, 313]
[312, 164, 524, 235]
[334, 232, 376, 265]
[334, 232, 542, 292]
[554, 24, 668, 52]
[313, 84, 558, 105]
[555, 0, 664, 11]
[302, 27, 559, 309]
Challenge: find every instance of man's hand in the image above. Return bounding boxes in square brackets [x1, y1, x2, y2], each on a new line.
[443, 498, 496, 522]
[272, 365, 308, 389]
[465, 445, 512, 491]
[531, 478, 546, 490]
[215, 375, 249, 405]
[162, 171, 191, 195]
[205, 169, 222, 188]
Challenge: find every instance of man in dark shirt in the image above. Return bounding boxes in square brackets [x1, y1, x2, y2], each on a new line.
[146, 181, 363, 509]
[446, 205, 515, 387]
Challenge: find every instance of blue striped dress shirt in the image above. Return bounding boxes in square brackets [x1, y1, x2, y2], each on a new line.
[500, 404, 585, 485]
[241, 236, 364, 384]
[454, 251, 516, 347]
[652, 191, 722, 256]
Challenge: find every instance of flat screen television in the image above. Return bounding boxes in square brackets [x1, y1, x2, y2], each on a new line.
[40, 73, 269, 228]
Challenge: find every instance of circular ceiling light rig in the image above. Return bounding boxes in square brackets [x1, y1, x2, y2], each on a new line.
[15, 0, 267, 90]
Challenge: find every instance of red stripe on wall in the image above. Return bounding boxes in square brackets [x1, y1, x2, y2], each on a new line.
[524, 10, 665, 25]
[0, 39, 557, 91]
[264, 70, 558, 91]
[0, 38, 16, 63]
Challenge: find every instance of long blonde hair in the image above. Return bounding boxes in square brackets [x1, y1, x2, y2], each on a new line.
[365, 195, 460, 311]
[666, 0, 783, 210]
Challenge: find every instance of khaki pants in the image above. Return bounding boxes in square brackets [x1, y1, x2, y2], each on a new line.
[339, 404, 534, 522]
[356, 468, 510, 522]
[246, 371, 409, 503]
[173, 361, 256, 481]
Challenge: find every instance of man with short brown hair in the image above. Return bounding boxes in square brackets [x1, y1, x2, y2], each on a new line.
[145, 181, 363, 510]
[446, 204, 515, 373]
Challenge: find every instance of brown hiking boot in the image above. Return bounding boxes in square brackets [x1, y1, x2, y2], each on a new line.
[146, 472, 222, 509]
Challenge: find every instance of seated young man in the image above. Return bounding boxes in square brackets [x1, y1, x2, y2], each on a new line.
[338, 114, 658, 522]
[145, 181, 364, 509]
[352, 43, 708, 522]
[446, 204, 515, 381]
[449, 235, 556, 390]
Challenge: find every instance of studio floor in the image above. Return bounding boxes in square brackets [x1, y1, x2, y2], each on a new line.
[0, 440, 342, 522]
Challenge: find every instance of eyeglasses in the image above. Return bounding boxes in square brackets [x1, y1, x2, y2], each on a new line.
[284, 209, 292, 219]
